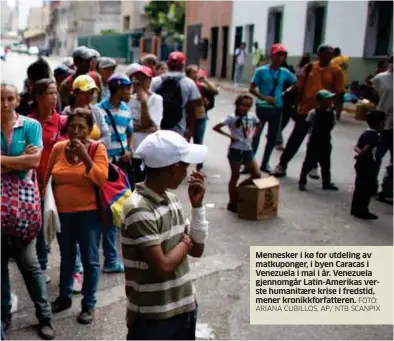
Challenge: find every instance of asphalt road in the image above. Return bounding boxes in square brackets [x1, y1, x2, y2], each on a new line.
[1, 53, 393, 340]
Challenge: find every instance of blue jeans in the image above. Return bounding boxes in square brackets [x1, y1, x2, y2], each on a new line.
[57, 210, 102, 308]
[36, 226, 48, 271]
[74, 223, 119, 271]
[127, 305, 198, 340]
[252, 106, 281, 168]
[234, 63, 244, 84]
[74, 245, 83, 274]
[1, 235, 52, 322]
[102, 224, 119, 268]
[36, 198, 48, 271]
[193, 118, 207, 170]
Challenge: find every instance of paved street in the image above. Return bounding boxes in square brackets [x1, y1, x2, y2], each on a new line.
[1, 54, 393, 340]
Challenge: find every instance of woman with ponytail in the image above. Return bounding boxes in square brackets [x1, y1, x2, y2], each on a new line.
[213, 94, 262, 212]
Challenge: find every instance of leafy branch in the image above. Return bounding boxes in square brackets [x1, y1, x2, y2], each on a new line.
[144, 1, 185, 40]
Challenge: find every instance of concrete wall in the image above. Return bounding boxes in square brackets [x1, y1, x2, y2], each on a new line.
[185, 0, 233, 78]
[27, 5, 50, 31]
[230, 0, 378, 83]
[121, 0, 148, 32]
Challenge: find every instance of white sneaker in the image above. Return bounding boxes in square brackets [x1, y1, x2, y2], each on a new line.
[42, 271, 51, 284]
[11, 293, 18, 313]
[272, 164, 286, 177]
[73, 273, 83, 294]
[308, 168, 320, 180]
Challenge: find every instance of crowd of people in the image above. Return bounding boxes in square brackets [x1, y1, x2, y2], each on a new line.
[229, 41, 392, 218]
[1, 46, 215, 340]
[1, 41, 392, 340]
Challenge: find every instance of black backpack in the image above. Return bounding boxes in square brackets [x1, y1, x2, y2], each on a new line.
[156, 76, 184, 130]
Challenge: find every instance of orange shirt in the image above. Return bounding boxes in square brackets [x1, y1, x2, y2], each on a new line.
[297, 62, 344, 115]
[44, 140, 108, 213]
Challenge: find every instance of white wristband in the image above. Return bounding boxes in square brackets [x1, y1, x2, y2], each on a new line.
[190, 206, 209, 244]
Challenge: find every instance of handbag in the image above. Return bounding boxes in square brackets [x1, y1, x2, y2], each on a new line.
[104, 108, 135, 189]
[89, 142, 132, 228]
[43, 175, 61, 245]
[1, 170, 42, 242]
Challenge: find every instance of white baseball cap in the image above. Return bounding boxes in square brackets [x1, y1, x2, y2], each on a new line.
[135, 130, 207, 168]
[126, 63, 142, 77]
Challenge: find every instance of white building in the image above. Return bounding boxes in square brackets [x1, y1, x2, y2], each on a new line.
[121, 0, 149, 33]
[230, 1, 393, 83]
[55, 1, 121, 56]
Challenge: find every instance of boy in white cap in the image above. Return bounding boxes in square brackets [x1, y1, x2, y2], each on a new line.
[121, 130, 208, 340]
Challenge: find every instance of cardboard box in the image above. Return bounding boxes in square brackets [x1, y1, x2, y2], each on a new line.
[355, 101, 375, 121]
[237, 176, 280, 220]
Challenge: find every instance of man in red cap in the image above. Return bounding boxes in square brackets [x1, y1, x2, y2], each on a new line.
[128, 65, 164, 182]
[272, 43, 344, 178]
[249, 43, 297, 173]
[151, 51, 202, 140]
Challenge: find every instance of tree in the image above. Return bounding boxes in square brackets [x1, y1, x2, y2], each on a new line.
[101, 29, 117, 35]
[144, 1, 185, 40]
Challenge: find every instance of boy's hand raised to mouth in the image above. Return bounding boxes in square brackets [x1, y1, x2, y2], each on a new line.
[188, 171, 205, 208]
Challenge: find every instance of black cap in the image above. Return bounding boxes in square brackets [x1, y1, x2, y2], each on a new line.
[73, 46, 94, 60]
[54, 65, 72, 77]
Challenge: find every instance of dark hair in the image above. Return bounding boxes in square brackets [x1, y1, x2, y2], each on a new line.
[108, 83, 126, 96]
[186, 64, 198, 77]
[366, 110, 386, 129]
[27, 57, 51, 84]
[234, 94, 253, 126]
[141, 54, 158, 67]
[333, 47, 341, 57]
[235, 94, 253, 108]
[298, 53, 311, 68]
[168, 63, 183, 72]
[157, 61, 167, 69]
[145, 165, 173, 177]
[31, 78, 56, 108]
[67, 107, 94, 130]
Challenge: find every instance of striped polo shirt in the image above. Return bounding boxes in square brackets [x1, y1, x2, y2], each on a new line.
[96, 99, 133, 157]
[121, 183, 195, 326]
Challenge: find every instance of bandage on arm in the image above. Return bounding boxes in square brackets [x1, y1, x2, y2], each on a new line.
[188, 206, 209, 244]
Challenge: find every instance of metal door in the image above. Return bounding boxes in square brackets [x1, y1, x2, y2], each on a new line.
[186, 24, 202, 65]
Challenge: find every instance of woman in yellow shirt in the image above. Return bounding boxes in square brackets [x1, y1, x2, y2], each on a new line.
[62, 75, 110, 146]
[44, 108, 108, 325]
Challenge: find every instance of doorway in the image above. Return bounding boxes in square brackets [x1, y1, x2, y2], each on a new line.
[232, 26, 243, 80]
[303, 2, 327, 54]
[221, 26, 229, 78]
[210, 27, 219, 77]
[186, 24, 202, 65]
[266, 6, 284, 53]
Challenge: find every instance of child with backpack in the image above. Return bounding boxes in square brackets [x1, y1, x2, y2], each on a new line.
[298, 90, 338, 192]
[213, 94, 261, 212]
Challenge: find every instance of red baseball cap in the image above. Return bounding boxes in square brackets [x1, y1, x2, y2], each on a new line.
[271, 43, 287, 55]
[168, 51, 186, 65]
[131, 65, 153, 78]
[198, 69, 207, 78]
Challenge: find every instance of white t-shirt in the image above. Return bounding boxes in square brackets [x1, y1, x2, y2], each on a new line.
[222, 113, 260, 151]
[129, 92, 163, 151]
[371, 71, 393, 130]
[235, 48, 246, 65]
